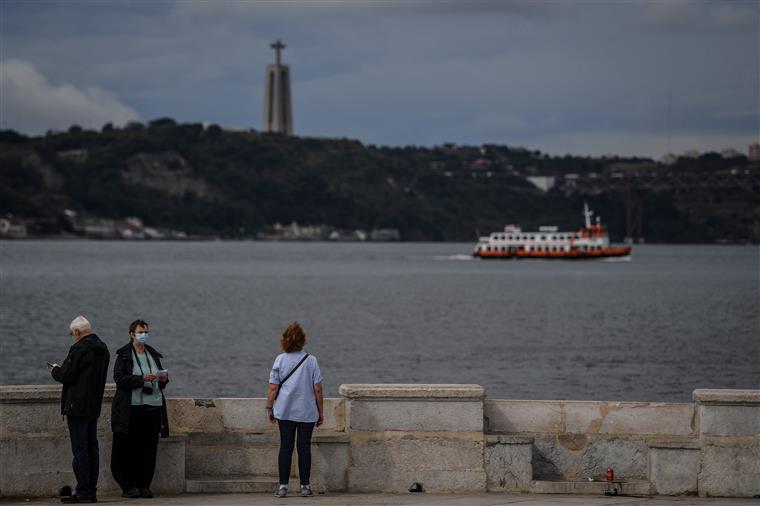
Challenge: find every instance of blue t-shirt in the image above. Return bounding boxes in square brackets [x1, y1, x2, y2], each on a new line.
[269, 351, 323, 423]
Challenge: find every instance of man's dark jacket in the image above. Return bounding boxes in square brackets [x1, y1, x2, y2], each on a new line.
[51, 333, 110, 419]
[111, 342, 170, 437]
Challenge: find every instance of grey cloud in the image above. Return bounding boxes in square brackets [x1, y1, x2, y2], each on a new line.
[173, 0, 571, 18]
[0, 59, 139, 133]
[1, 1, 756, 158]
[637, 0, 757, 30]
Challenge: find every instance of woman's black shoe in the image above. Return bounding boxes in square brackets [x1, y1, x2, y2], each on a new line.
[139, 488, 154, 498]
[122, 487, 141, 498]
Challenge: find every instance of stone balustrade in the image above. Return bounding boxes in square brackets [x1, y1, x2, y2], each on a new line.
[1, 385, 757, 498]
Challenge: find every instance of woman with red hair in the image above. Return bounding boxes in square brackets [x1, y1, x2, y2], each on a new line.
[266, 322, 324, 498]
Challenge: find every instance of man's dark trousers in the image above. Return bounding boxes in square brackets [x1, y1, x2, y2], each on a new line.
[67, 416, 99, 499]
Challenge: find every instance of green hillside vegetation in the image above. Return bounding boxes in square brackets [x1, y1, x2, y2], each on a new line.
[1, 120, 757, 242]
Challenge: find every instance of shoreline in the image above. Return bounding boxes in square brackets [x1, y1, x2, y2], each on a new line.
[1, 237, 758, 246]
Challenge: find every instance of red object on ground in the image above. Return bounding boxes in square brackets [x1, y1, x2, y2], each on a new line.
[606, 467, 615, 481]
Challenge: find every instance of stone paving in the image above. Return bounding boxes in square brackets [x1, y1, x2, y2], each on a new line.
[3, 493, 759, 506]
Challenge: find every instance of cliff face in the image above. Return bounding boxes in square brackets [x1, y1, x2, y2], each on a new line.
[0, 124, 757, 242]
[124, 151, 216, 199]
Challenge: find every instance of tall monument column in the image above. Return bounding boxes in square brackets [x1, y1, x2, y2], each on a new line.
[263, 39, 293, 135]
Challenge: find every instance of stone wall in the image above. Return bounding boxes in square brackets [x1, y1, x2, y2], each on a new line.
[0, 385, 185, 497]
[1, 385, 757, 498]
[484, 398, 696, 494]
[693, 389, 760, 497]
[340, 384, 486, 493]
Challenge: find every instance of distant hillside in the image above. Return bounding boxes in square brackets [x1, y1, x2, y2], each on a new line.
[1, 120, 758, 243]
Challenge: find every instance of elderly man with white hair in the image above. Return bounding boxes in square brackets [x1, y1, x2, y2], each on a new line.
[49, 315, 110, 504]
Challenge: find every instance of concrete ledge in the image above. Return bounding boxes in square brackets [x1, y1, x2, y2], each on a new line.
[485, 435, 534, 445]
[0, 384, 116, 402]
[649, 440, 700, 449]
[485, 400, 694, 436]
[693, 389, 760, 405]
[347, 468, 487, 493]
[339, 384, 485, 400]
[3, 385, 759, 498]
[185, 430, 348, 445]
[168, 397, 345, 433]
[529, 480, 651, 495]
[186, 476, 277, 494]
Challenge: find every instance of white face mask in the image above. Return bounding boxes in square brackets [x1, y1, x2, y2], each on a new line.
[135, 332, 149, 344]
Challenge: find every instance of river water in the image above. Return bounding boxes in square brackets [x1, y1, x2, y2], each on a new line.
[1, 240, 757, 401]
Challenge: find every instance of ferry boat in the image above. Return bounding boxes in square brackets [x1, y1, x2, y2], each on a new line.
[473, 203, 632, 260]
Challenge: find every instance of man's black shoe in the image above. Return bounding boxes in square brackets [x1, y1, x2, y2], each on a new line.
[60, 496, 95, 504]
[122, 487, 141, 498]
[139, 488, 154, 498]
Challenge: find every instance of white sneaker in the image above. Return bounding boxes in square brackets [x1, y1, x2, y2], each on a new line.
[274, 485, 288, 498]
[300, 484, 313, 497]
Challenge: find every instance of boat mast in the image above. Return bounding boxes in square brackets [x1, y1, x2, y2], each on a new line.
[583, 202, 593, 229]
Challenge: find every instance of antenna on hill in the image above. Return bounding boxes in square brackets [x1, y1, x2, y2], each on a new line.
[667, 90, 672, 155]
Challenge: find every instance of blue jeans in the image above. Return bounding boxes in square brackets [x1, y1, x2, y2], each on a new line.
[66, 417, 99, 498]
[277, 420, 315, 485]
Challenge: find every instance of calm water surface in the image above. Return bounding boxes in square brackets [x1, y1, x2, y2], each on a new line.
[1, 241, 758, 401]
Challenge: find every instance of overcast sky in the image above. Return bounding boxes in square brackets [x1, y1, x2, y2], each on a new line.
[1, 0, 758, 157]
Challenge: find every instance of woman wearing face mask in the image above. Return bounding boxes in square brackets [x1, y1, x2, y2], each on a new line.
[110, 319, 170, 499]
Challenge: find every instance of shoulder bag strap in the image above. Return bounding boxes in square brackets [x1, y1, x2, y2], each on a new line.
[274, 353, 309, 400]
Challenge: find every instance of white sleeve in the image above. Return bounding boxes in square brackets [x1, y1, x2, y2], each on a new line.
[311, 356, 323, 384]
[269, 356, 281, 384]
